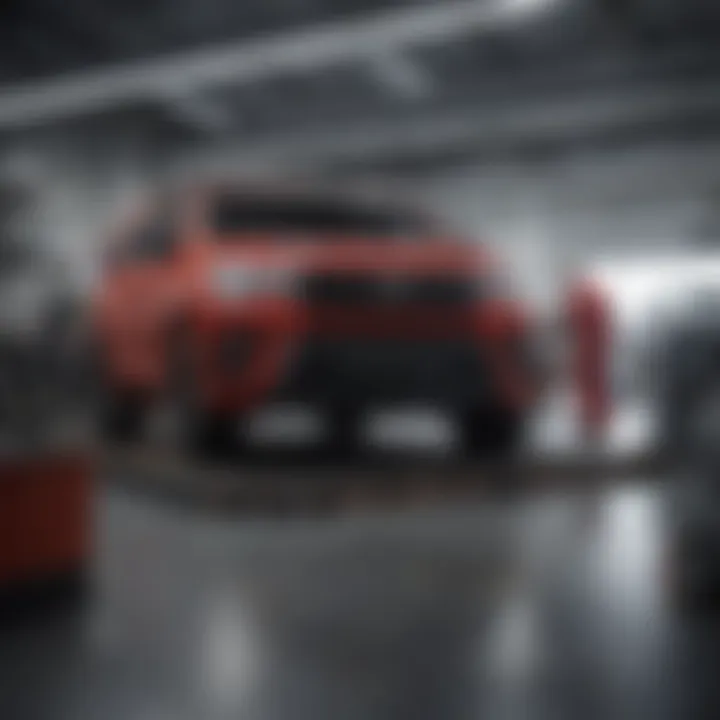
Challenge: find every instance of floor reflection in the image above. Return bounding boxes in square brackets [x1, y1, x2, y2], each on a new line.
[3, 483, 720, 720]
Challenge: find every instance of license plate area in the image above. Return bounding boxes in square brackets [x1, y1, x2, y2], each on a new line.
[278, 338, 486, 405]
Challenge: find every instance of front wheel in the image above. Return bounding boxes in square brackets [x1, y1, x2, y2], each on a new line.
[90, 347, 146, 442]
[325, 407, 363, 458]
[166, 333, 241, 459]
[460, 405, 522, 460]
[181, 410, 239, 459]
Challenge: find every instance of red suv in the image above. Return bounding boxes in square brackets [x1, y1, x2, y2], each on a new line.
[91, 185, 540, 456]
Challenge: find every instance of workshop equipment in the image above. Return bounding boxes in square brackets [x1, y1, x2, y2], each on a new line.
[0, 453, 91, 610]
[0, 176, 92, 613]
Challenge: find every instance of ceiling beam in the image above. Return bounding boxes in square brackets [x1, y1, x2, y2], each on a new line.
[0, 0, 561, 128]
[49, 0, 144, 57]
[185, 78, 720, 172]
[168, 92, 235, 134]
[368, 53, 432, 99]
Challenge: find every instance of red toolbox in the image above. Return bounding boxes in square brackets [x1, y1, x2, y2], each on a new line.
[0, 452, 92, 600]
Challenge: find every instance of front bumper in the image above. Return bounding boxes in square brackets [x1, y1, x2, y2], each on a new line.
[194, 302, 540, 413]
[274, 338, 489, 407]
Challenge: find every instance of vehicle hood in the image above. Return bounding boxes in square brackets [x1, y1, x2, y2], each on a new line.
[202, 238, 491, 275]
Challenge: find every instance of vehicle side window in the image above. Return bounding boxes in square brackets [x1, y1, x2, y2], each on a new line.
[130, 207, 177, 262]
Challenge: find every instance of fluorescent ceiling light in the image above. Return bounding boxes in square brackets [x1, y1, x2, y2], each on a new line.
[371, 53, 431, 99]
[0, 0, 564, 127]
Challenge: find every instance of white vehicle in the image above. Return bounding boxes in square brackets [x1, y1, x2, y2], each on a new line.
[580, 249, 720, 610]
[571, 250, 720, 453]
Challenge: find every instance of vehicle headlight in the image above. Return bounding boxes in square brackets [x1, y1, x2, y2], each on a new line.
[211, 265, 296, 299]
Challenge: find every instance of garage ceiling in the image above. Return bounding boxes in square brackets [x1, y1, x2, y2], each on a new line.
[0, 0, 441, 82]
[0, 0, 718, 83]
[0, 0, 719, 167]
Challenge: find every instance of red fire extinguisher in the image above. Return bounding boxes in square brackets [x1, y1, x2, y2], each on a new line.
[567, 280, 611, 440]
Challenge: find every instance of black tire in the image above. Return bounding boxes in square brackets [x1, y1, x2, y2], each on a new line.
[326, 406, 362, 458]
[183, 411, 239, 459]
[100, 392, 146, 442]
[167, 331, 240, 459]
[91, 348, 146, 442]
[461, 405, 522, 460]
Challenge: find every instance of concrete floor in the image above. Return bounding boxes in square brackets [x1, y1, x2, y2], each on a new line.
[2, 479, 720, 720]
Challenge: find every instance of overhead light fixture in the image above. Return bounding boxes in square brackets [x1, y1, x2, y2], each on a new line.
[502, 0, 564, 19]
[0, 0, 566, 128]
[370, 53, 431, 99]
[168, 92, 234, 133]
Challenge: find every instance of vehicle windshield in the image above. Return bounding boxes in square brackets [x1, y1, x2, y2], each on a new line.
[210, 194, 433, 240]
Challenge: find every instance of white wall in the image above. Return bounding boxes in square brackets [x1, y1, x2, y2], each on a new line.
[414, 142, 720, 310]
[0, 132, 161, 291]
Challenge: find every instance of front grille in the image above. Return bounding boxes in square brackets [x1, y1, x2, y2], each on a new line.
[217, 330, 255, 371]
[302, 273, 473, 307]
[276, 338, 487, 406]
